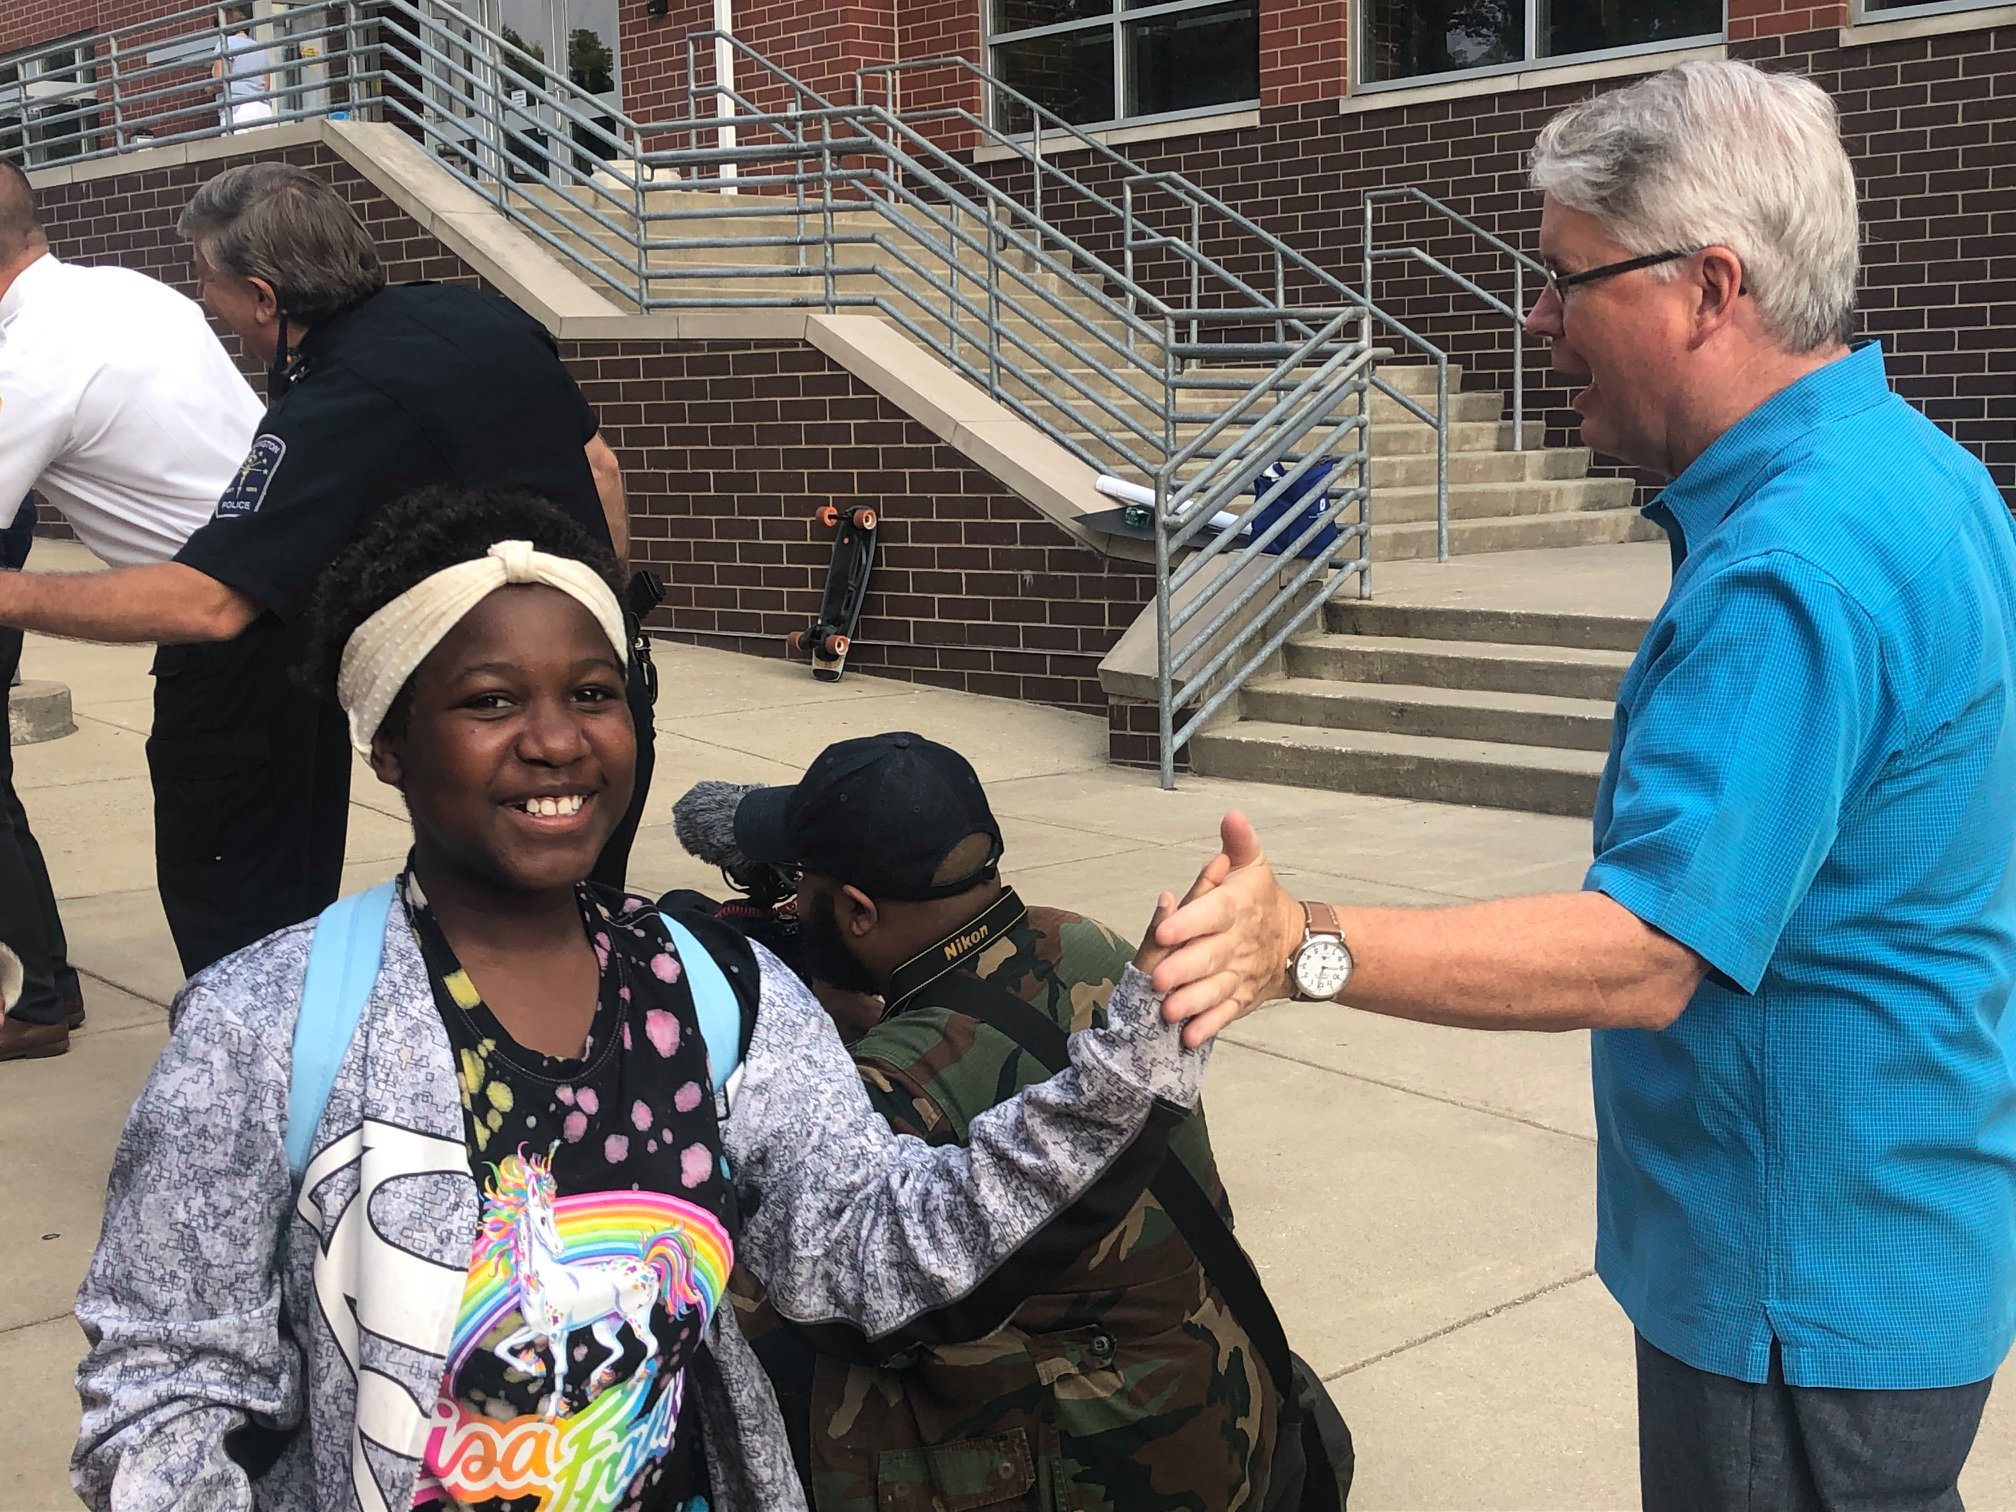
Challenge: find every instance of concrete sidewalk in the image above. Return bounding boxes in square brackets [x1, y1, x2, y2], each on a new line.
[4, 543, 2012, 1509]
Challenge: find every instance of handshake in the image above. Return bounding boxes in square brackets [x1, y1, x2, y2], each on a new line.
[671, 775, 1307, 1047]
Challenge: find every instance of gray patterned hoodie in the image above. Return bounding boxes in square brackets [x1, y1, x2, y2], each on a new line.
[71, 901, 1203, 1511]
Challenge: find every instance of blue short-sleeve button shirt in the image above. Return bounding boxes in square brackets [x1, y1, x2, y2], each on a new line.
[1587, 342, 2016, 1390]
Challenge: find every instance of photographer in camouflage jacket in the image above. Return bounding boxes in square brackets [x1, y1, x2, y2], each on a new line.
[695, 730, 1289, 1511]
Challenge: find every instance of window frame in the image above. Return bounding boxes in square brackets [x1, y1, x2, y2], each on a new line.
[1352, 1, 1724, 94]
[0, 34, 100, 166]
[1849, 0, 2005, 22]
[984, 0, 1261, 136]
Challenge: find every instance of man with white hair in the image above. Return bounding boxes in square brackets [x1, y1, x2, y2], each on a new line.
[1143, 60, 2016, 1508]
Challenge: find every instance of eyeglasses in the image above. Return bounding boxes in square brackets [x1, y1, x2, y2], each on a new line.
[1544, 246, 1703, 302]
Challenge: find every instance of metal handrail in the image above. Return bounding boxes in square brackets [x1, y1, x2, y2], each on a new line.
[857, 56, 1449, 395]
[7, 1, 1421, 787]
[1365, 185, 1544, 455]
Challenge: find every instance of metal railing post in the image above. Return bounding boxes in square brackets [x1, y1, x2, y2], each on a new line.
[985, 198, 1001, 397]
[1436, 357, 1450, 563]
[1122, 180, 1137, 357]
[1188, 198, 1201, 351]
[633, 119, 648, 309]
[1156, 317, 1178, 791]
[1512, 262, 1525, 451]
[1030, 115, 1043, 245]
[1274, 247, 1285, 347]
[947, 201, 960, 364]
[821, 114, 836, 312]
[790, 101, 806, 268]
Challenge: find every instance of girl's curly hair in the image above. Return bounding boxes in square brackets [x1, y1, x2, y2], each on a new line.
[301, 487, 624, 743]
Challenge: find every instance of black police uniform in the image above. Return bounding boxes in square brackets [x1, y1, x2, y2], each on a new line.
[156, 281, 656, 978]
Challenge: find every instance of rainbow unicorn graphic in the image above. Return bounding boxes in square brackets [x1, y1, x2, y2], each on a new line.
[450, 1145, 731, 1418]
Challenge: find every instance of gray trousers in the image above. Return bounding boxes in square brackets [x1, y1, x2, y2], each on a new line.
[1638, 1333, 1994, 1512]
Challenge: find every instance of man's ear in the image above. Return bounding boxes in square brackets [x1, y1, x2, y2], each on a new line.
[839, 884, 880, 938]
[247, 274, 282, 325]
[1693, 245, 1746, 342]
[367, 731, 404, 788]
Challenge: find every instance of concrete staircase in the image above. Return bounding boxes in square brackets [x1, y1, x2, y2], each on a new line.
[1186, 562, 1661, 815]
[513, 184, 1662, 562]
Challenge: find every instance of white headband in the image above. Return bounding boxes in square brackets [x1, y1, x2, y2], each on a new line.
[335, 539, 629, 756]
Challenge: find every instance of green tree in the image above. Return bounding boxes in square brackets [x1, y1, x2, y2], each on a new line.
[499, 23, 544, 85]
[567, 27, 613, 94]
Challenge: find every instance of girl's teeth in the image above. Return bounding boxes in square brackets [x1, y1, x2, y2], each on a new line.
[519, 795, 585, 817]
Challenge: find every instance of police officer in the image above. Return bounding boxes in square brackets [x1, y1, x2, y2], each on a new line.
[0, 162, 654, 978]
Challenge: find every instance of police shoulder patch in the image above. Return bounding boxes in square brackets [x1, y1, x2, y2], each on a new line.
[216, 434, 286, 519]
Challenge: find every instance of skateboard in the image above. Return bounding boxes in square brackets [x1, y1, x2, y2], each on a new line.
[787, 503, 880, 682]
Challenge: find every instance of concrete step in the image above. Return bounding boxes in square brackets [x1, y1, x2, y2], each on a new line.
[1238, 677, 1615, 751]
[1372, 362, 1471, 396]
[1325, 597, 1651, 653]
[1372, 507, 1662, 562]
[1183, 362, 1470, 396]
[1284, 632, 1636, 700]
[1073, 421, 1549, 474]
[1368, 476, 1637, 524]
[1373, 447, 1598, 487]
[1023, 385, 1507, 430]
[1188, 720, 1605, 816]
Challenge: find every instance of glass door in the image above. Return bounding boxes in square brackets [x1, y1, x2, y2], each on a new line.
[495, 0, 621, 180]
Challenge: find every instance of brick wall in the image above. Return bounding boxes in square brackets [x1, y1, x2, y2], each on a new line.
[27, 139, 1152, 712]
[1262, 0, 1348, 108]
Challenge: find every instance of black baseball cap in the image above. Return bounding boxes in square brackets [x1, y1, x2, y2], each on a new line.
[733, 732, 1005, 902]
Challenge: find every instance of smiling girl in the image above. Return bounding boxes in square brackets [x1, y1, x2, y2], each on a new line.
[71, 489, 1205, 1512]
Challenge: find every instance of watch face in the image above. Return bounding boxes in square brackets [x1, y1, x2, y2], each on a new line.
[1294, 937, 1353, 1000]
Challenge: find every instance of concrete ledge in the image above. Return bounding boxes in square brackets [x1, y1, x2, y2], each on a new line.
[807, 315, 1136, 558]
[1340, 41, 1725, 114]
[23, 118, 326, 190]
[555, 310, 813, 342]
[1098, 552, 1302, 705]
[8, 682, 76, 746]
[1841, 2, 2016, 45]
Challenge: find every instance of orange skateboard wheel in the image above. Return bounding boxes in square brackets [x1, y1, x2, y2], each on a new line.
[855, 508, 878, 530]
[786, 629, 807, 653]
[822, 633, 850, 659]
[815, 505, 841, 528]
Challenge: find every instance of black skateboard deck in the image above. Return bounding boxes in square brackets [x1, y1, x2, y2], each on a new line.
[788, 504, 879, 682]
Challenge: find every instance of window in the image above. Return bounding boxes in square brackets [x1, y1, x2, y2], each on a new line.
[1853, 0, 2003, 18]
[1360, 0, 1721, 87]
[0, 38, 99, 165]
[988, 0, 1259, 132]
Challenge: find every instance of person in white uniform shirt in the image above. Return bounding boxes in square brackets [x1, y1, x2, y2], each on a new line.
[0, 159, 261, 1060]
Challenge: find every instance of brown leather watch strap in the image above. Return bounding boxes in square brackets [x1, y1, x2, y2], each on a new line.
[1303, 900, 1342, 937]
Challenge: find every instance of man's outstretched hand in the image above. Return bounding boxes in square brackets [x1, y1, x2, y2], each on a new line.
[1147, 813, 1306, 1048]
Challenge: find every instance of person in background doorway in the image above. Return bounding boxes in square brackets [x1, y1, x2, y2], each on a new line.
[214, 5, 276, 132]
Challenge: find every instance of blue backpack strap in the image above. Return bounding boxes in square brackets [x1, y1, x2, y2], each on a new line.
[661, 914, 744, 1106]
[285, 882, 398, 1185]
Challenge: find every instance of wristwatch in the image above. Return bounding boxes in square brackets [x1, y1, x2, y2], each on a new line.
[1286, 901, 1354, 1001]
